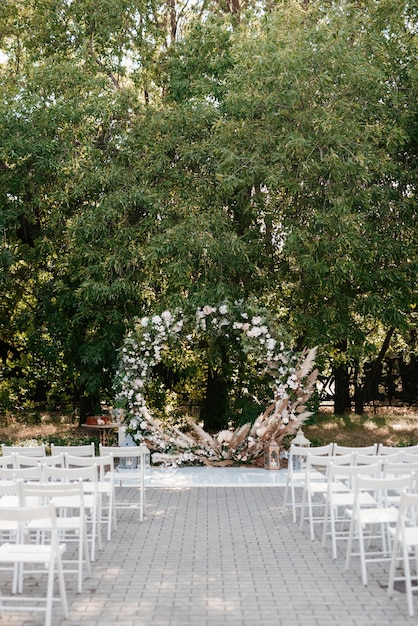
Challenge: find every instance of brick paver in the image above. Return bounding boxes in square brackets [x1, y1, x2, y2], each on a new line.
[0, 485, 415, 625]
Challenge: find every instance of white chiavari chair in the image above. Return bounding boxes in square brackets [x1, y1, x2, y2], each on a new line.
[388, 491, 418, 616]
[322, 461, 381, 560]
[333, 444, 377, 456]
[42, 464, 100, 561]
[1, 443, 46, 457]
[65, 453, 116, 541]
[0, 503, 67, 626]
[283, 443, 334, 524]
[100, 444, 149, 523]
[19, 481, 90, 593]
[345, 473, 415, 586]
[50, 442, 95, 458]
[299, 453, 353, 541]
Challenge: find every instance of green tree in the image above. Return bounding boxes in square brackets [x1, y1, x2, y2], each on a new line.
[211, 0, 418, 412]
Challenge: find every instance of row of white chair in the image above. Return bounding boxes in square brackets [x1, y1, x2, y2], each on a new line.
[1, 442, 96, 457]
[0, 442, 149, 523]
[284, 444, 418, 616]
[284, 443, 418, 523]
[0, 442, 149, 625]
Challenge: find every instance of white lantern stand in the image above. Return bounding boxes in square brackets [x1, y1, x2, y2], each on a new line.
[290, 429, 311, 470]
[264, 440, 280, 470]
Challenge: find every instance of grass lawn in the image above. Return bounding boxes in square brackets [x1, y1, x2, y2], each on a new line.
[304, 405, 418, 448]
[0, 405, 417, 452]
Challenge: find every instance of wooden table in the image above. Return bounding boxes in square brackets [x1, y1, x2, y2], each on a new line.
[81, 423, 126, 446]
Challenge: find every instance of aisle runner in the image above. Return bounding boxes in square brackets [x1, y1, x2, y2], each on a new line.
[144, 466, 288, 488]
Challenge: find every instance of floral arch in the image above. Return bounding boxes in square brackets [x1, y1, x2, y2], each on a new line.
[114, 302, 318, 466]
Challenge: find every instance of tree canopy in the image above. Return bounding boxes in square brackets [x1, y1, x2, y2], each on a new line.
[0, 0, 417, 422]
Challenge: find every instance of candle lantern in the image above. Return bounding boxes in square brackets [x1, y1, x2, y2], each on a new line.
[290, 429, 311, 470]
[119, 433, 138, 469]
[139, 443, 151, 468]
[264, 440, 280, 470]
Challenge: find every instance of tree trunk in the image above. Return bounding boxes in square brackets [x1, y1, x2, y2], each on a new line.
[78, 392, 100, 426]
[354, 327, 395, 414]
[200, 369, 229, 433]
[333, 362, 350, 415]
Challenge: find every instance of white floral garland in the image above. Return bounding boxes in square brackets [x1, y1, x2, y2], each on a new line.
[114, 302, 315, 465]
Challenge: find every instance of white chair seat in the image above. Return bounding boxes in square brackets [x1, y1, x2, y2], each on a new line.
[0, 541, 66, 562]
[358, 507, 399, 525]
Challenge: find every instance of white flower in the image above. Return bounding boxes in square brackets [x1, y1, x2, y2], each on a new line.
[151, 315, 162, 324]
[161, 310, 172, 322]
[247, 326, 262, 337]
[219, 304, 228, 315]
[202, 305, 215, 316]
[266, 338, 276, 351]
[217, 430, 233, 443]
[252, 316, 262, 325]
[140, 317, 149, 327]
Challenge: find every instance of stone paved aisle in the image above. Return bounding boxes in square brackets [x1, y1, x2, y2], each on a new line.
[0, 486, 416, 626]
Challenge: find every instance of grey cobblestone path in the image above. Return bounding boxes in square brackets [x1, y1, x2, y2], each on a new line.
[0, 486, 415, 626]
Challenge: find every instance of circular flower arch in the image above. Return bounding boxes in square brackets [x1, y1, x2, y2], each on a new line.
[114, 302, 318, 466]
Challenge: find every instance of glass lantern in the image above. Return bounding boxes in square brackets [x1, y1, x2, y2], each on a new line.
[291, 429, 311, 470]
[264, 440, 280, 470]
[119, 433, 138, 469]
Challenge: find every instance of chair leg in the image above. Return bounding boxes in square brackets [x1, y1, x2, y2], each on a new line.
[299, 488, 307, 531]
[307, 491, 315, 541]
[45, 555, 55, 626]
[403, 542, 415, 616]
[291, 484, 297, 523]
[387, 534, 399, 598]
[107, 488, 116, 541]
[80, 523, 91, 593]
[345, 515, 356, 572]
[56, 550, 69, 619]
[357, 521, 368, 586]
[282, 480, 289, 515]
